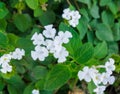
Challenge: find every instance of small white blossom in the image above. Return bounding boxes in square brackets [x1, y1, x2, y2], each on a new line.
[43, 24, 56, 39]
[105, 58, 115, 74]
[55, 31, 72, 45]
[45, 39, 57, 53]
[31, 33, 45, 45]
[62, 8, 81, 27]
[53, 46, 69, 63]
[31, 32, 38, 40]
[31, 51, 39, 61]
[69, 19, 79, 27]
[62, 8, 71, 20]
[31, 46, 49, 61]
[0, 54, 12, 64]
[94, 86, 106, 94]
[108, 76, 115, 85]
[11, 48, 25, 60]
[0, 63, 12, 73]
[32, 89, 39, 94]
[0, 48, 25, 74]
[101, 73, 115, 85]
[70, 11, 81, 19]
[78, 66, 92, 82]
[92, 72, 102, 86]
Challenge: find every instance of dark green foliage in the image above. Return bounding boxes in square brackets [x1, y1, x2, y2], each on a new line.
[0, 0, 120, 94]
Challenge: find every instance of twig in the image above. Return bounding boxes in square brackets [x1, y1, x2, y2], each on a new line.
[74, 0, 80, 10]
[66, 0, 72, 6]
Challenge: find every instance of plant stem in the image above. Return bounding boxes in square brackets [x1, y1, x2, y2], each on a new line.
[66, 0, 72, 6]
[74, 0, 80, 10]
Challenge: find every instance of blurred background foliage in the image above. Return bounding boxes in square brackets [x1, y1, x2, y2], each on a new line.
[0, 0, 120, 94]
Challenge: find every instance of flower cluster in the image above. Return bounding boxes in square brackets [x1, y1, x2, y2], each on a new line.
[78, 58, 115, 94]
[31, 24, 72, 63]
[62, 8, 81, 27]
[32, 89, 40, 94]
[0, 48, 25, 74]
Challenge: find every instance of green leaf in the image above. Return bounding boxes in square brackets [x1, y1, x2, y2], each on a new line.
[0, 2, 9, 19]
[13, 14, 32, 32]
[44, 64, 71, 90]
[87, 31, 94, 44]
[35, 79, 45, 90]
[112, 54, 120, 73]
[96, 23, 114, 41]
[34, 8, 43, 17]
[39, 11, 56, 26]
[25, 0, 38, 10]
[0, 19, 7, 32]
[89, 19, 98, 29]
[7, 85, 18, 94]
[6, 75, 25, 94]
[40, 90, 53, 94]
[112, 23, 120, 41]
[88, 81, 96, 94]
[80, 8, 90, 22]
[0, 32, 9, 48]
[32, 66, 48, 80]
[59, 22, 82, 56]
[101, 11, 114, 26]
[108, 1, 118, 15]
[94, 41, 108, 59]
[11, 60, 26, 74]
[74, 43, 94, 64]
[16, 38, 34, 55]
[100, 0, 111, 6]
[7, 33, 19, 46]
[90, 4, 99, 18]
[108, 42, 119, 54]
[23, 83, 34, 94]
[77, 16, 88, 39]
[85, 58, 99, 66]
[39, 0, 48, 4]
[0, 78, 5, 91]
[77, 0, 91, 9]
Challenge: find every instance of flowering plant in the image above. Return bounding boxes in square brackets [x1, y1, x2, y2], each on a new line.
[0, 0, 120, 94]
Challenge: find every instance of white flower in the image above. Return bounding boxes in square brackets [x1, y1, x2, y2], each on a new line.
[101, 72, 115, 85]
[62, 8, 71, 20]
[53, 46, 69, 62]
[31, 51, 39, 61]
[55, 31, 72, 44]
[77, 58, 116, 94]
[70, 11, 81, 19]
[69, 19, 79, 27]
[0, 63, 12, 74]
[62, 8, 81, 27]
[31, 32, 38, 40]
[43, 24, 56, 39]
[92, 72, 102, 86]
[31, 33, 45, 45]
[31, 46, 49, 61]
[94, 86, 106, 94]
[32, 89, 39, 94]
[0, 54, 12, 64]
[108, 76, 115, 85]
[105, 58, 115, 74]
[31, 25, 72, 63]
[45, 39, 56, 53]
[11, 48, 25, 60]
[78, 66, 92, 82]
